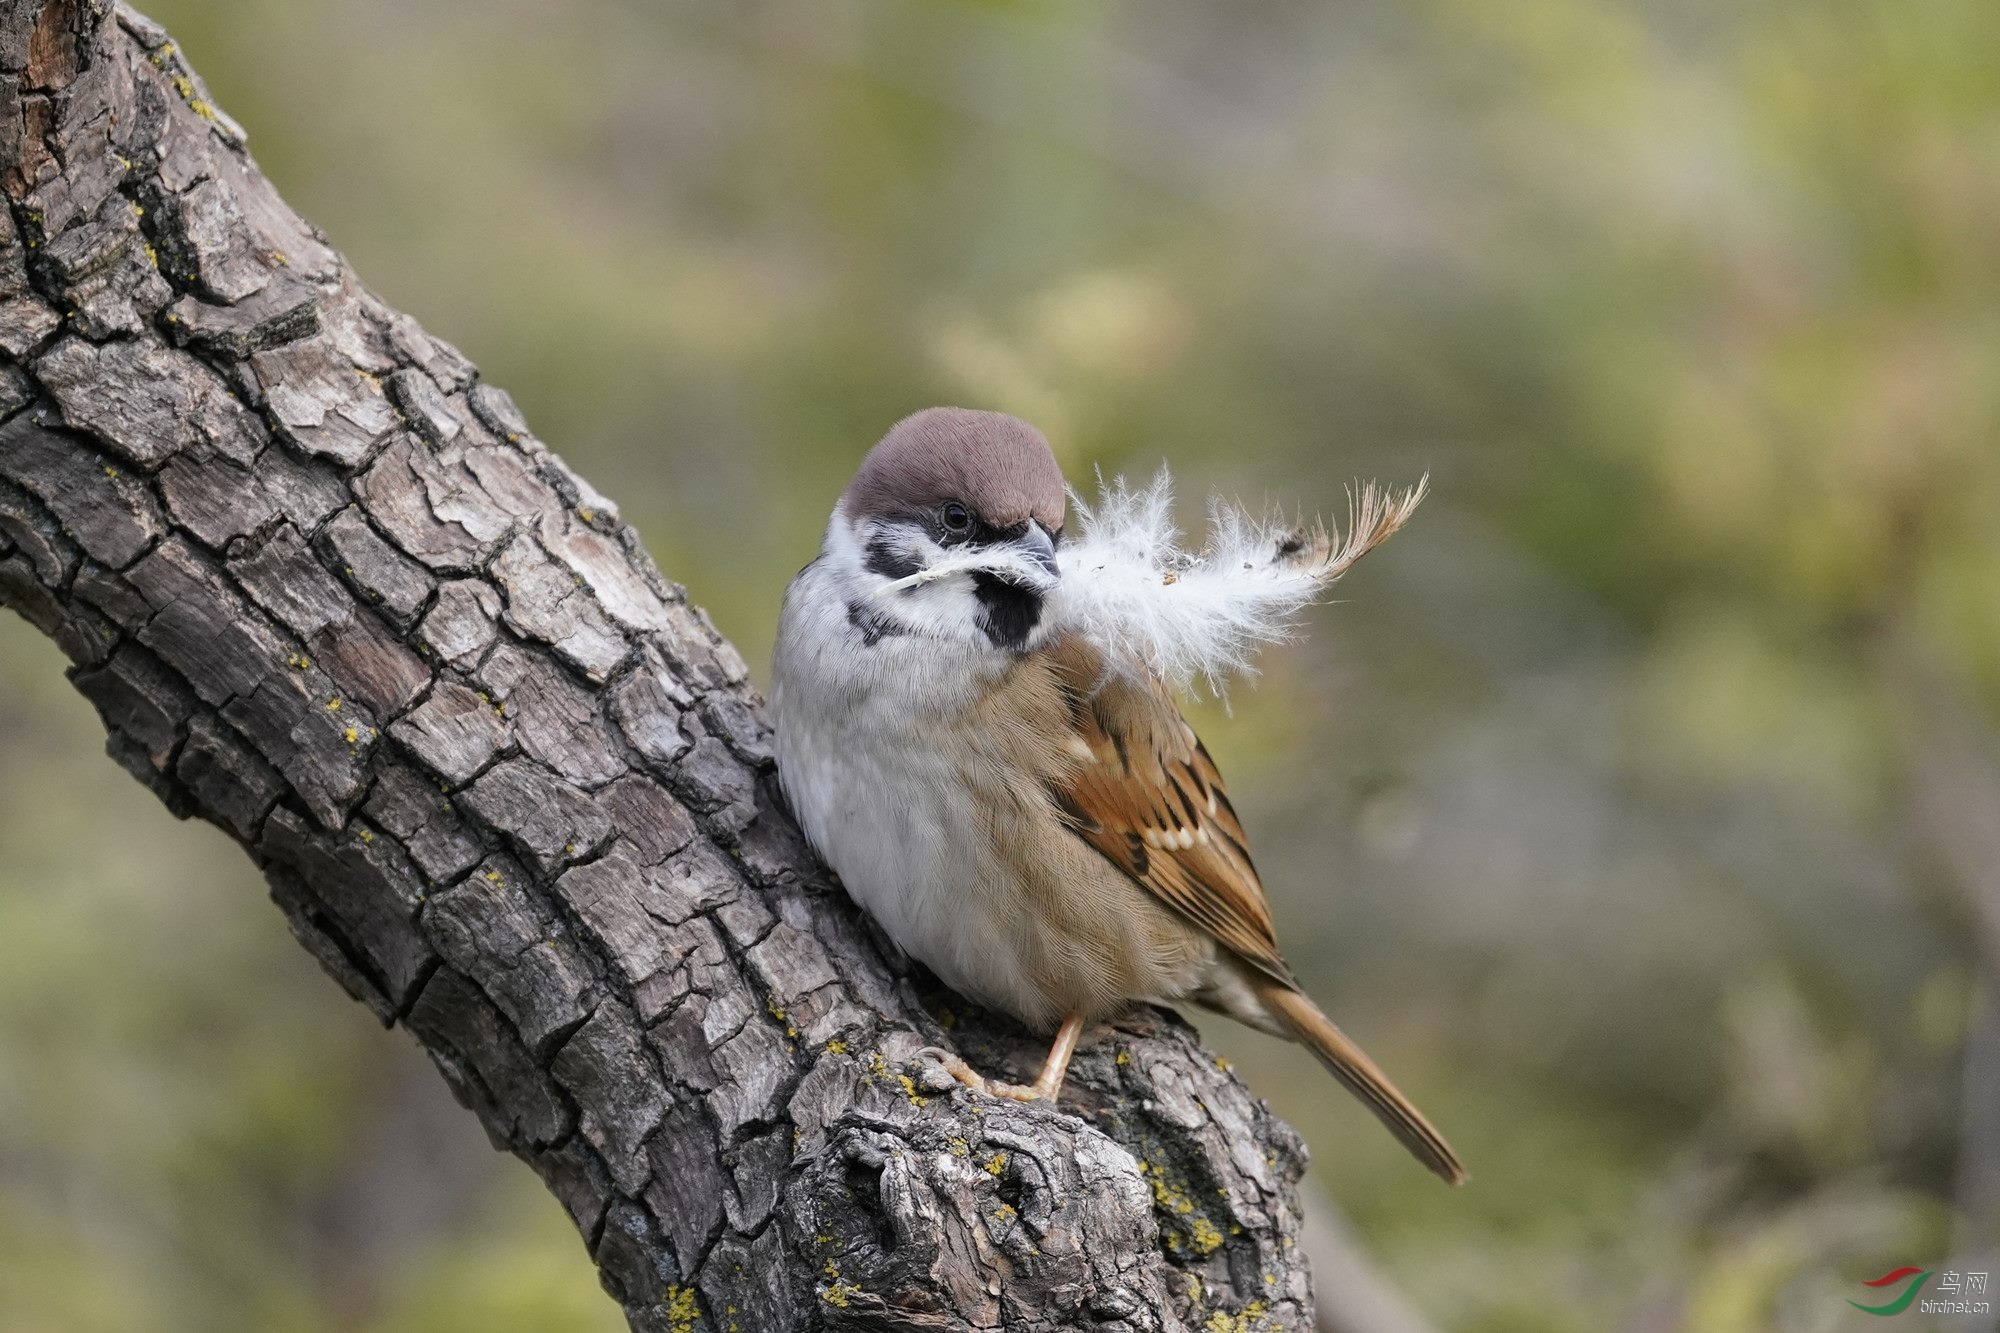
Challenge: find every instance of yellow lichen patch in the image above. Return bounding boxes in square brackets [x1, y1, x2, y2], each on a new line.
[484, 869, 502, 883]
[820, 1281, 859, 1308]
[659, 1284, 700, 1333]
[1140, 1159, 1196, 1216]
[324, 697, 341, 711]
[947, 1136, 969, 1157]
[268, 249, 289, 266]
[766, 999, 799, 1039]
[1203, 1304, 1269, 1333]
[1139, 1157, 1232, 1255]
[357, 828, 373, 844]
[578, 508, 596, 523]
[824, 1039, 848, 1055]
[1116, 1049, 1131, 1066]
[991, 1202, 1016, 1221]
[103, 465, 119, 479]
[343, 726, 359, 745]
[894, 1073, 928, 1107]
[983, 1152, 1007, 1177]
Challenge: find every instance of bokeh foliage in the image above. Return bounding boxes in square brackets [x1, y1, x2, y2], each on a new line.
[2, 1, 1992, 1329]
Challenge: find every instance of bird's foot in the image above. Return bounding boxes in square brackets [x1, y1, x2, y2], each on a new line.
[913, 1047, 1045, 1102]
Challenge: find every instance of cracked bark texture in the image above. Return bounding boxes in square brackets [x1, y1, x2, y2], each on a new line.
[0, 4, 1313, 1329]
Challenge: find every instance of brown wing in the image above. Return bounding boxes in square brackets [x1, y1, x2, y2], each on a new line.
[1040, 638, 1295, 987]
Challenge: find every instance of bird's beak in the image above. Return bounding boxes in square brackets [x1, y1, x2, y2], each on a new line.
[1016, 519, 1059, 579]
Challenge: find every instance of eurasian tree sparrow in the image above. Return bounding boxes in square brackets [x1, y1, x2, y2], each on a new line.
[771, 407, 1463, 1183]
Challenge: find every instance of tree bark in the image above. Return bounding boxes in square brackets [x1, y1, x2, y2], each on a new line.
[0, 4, 1313, 1329]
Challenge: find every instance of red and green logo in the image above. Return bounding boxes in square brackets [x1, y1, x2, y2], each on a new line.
[1849, 1268, 1932, 1316]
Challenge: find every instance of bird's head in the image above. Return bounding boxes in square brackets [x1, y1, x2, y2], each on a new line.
[826, 406, 1067, 652]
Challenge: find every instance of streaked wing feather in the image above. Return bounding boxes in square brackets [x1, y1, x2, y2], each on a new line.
[1043, 640, 1294, 986]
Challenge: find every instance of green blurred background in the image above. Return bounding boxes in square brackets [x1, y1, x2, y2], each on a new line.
[3, 1, 1995, 1329]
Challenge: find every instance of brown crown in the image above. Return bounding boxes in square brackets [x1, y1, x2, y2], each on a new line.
[842, 407, 1066, 534]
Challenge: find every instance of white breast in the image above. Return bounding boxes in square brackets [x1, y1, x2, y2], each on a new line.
[769, 561, 1052, 1021]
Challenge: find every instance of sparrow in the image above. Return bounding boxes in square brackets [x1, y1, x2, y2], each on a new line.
[770, 407, 1463, 1183]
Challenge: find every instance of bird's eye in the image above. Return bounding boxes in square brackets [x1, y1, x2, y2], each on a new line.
[940, 501, 972, 535]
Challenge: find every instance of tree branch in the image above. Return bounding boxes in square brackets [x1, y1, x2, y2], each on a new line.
[0, 4, 1313, 1329]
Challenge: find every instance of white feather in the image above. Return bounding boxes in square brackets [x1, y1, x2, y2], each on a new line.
[873, 543, 1057, 597]
[1047, 469, 1427, 695]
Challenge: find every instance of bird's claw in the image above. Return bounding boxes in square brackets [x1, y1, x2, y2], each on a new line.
[912, 1046, 1043, 1102]
[912, 1045, 989, 1095]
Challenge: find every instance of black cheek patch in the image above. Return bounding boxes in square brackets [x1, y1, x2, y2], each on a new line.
[863, 534, 921, 581]
[973, 572, 1042, 651]
[845, 599, 907, 646]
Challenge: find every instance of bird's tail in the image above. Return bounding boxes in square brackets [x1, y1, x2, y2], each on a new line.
[1252, 978, 1467, 1185]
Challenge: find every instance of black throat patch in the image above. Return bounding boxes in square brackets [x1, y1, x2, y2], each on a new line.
[972, 573, 1042, 651]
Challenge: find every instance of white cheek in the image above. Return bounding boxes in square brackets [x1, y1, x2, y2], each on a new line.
[828, 518, 992, 647]
[885, 581, 987, 643]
